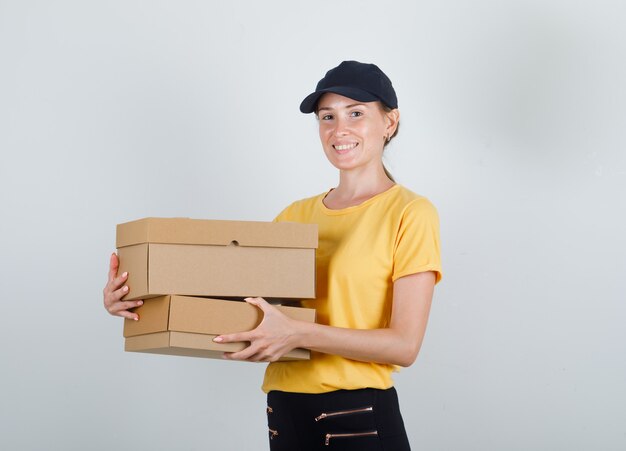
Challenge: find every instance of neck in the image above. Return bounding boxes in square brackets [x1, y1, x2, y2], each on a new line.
[334, 164, 395, 201]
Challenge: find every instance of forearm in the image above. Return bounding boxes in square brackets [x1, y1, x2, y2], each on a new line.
[292, 321, 423, 367]
[292, 272, 435, 367]
[218, 273, 435, 364]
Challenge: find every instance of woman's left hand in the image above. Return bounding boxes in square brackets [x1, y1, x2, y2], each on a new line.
[214, 297, 299, 362]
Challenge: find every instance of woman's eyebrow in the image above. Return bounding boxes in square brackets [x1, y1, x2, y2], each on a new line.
[318, 103, 366, 112]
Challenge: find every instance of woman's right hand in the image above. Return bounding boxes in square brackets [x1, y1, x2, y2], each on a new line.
[103, 253, 143, 320]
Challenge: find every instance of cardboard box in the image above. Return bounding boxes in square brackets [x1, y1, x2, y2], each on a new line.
[116, 218, 317, 301]
[124, 295, 315, 361]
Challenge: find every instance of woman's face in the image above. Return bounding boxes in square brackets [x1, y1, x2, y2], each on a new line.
[316, 92, 398, 173]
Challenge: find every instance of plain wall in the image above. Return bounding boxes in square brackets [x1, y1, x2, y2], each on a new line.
[1, 1, 624, 450]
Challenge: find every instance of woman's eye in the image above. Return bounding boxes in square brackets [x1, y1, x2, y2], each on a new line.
[350, 111, 363, 117]
[321, 114, 333, 120]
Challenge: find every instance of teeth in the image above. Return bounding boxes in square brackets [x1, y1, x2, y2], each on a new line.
[334, 143, 357, 151]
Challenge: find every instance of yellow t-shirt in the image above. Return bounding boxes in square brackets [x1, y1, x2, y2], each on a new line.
[262, 184, 442, 394]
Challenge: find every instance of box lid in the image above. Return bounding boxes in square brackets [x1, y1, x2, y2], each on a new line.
[116, 217, 318, 249]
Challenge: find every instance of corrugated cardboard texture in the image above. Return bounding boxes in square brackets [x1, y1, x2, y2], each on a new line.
[125, 332, 309, 361]
[116, 217, 318, 249]
[116, 218, 317, 300]
[123, 295, 171, 336]
[167, 295, 315, 334]
[123, 295, 314, 361]
[124, 295, 315, 337]
[117, 243, 149, 299]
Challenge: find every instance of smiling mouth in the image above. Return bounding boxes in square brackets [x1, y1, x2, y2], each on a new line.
[333, 143, 358, 151]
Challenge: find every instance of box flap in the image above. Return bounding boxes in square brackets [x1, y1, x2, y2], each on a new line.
[123, 295, 172, 337]
[116, 218, 318, 249]
[168, 296, 315, 335]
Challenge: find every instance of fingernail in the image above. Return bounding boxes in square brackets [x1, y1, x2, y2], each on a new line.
[213, 336, 223, 342]
[123, 286, 129, 292]
[136, 300, 143, 306]
[134, 316, 139, 321]
[122, 272, 128, 278]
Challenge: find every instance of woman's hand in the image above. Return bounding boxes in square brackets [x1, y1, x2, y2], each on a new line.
[215, 297, 299, 362]
[103, 253, 143, 320]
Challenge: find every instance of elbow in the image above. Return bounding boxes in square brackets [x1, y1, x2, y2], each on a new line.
[394, 354, 417, 368]
[394, 358, 413, 368]
[392, 344, 422, 368]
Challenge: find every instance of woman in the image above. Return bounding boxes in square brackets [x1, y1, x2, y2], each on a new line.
[104, 61, 441, 450]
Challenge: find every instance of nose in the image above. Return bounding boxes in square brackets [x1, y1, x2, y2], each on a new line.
[333, 116, 349, 137]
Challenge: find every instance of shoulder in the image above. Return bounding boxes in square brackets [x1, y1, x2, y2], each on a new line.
[388, 185, 439, 218]
[274, 191, 326, 222]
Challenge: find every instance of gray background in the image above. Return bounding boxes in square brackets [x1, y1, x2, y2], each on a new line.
[1, 1, 624, 450]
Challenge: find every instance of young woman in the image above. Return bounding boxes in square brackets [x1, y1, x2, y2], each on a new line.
[104, 61, 442, 450]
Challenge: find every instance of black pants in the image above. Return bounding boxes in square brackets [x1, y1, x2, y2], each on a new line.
[266, 387, 411, 450]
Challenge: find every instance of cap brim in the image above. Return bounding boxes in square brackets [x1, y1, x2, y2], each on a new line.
[299, 87, 380, 113]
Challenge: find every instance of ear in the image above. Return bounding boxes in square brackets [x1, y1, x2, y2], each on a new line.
[384, 109, 400, 138]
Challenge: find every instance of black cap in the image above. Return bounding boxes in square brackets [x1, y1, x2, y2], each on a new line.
[299, 61, 398, 114]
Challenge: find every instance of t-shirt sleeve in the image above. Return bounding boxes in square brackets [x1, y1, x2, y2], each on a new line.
[392, 198, 442, 284]
[272, 207, 288, 222]
[272, 202, 296, 223]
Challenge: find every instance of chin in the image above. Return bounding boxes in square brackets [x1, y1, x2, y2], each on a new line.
[325, 157, 357, 171]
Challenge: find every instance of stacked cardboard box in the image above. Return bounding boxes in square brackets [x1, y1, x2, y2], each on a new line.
[116, 218, 317, 361]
